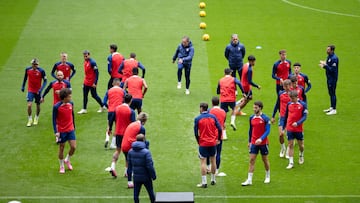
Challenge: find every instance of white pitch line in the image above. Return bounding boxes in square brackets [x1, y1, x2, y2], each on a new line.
[1, 195, 360, 199]
[282, 0, 360, 18]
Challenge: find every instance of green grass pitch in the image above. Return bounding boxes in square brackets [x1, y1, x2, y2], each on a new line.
[0, 0, 359, 202]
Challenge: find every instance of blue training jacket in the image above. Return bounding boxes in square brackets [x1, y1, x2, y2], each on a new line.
[128, 141, 156, 182]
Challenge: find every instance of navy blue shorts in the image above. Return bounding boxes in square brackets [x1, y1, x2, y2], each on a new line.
[107, 112, 115, 130]
[220, 102, 235, 113]
[130, 98, 143, 111]
[198, 146, 217, 159]
[58, 130, 76, 143]
[249, 144, 269, 155]
[287, 131, 304, 141]
[27, 92, 41, 104]
[115, 135, 123, 148]
[278, 116, 285, 127]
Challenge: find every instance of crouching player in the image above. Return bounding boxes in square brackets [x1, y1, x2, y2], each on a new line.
[52, 88, 76, 174]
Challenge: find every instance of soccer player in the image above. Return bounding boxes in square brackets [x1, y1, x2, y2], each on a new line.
[172, 36, 195, 95]
[107, 94, 136, 179]
[41, 71, 71, 105]
[241, 101, 271, 186]
[283, 90, 308, 169]
[51, 52, 76, 81]
[224, 34, 246, 80]
[123, 68, 148, 114]
[289, 75, 307, 103]
[77, 50, 105, 114]
[319, 44, 339, 115]
[208, 96, 227, 176]
[106, 44, 124, 90]
[102, 78, 126, 149]
[128, 134, 156, 203]
[217, 68, 245, 131]
[21, 58, 47, 127]
[290, 62, 311, 93]
[271, 79, 291, 158]
[194, 102, 222, 188]
[52, 88, 76, 174]
[118, 53, 146, 87]
[121, 112, 148, 188]
[237, 55, 261, 113]
[272, 49, 291, 94]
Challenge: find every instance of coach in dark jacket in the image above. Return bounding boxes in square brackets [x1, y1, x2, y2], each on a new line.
[128, 134, 156, 203]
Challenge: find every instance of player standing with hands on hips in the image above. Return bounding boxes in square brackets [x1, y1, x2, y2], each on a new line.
[172, 36, 194, 95]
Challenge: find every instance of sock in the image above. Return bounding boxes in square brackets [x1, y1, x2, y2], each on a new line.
[28, 116, 32, 120]
[289, 157, 294, 165]
[59, 159, 64, 168]
[216, 169, 219, 174]
[111, 137, 116, 146]
[247, 172, 253, 181]
[65, 154, 71, 162]
[281, 143, 286, 150]
[211, 173, 216, 182]
[223, 130, 227, 139]
[265, 170, 270, 178]
[202, 175, 207, 185]
[230, 115, 236, 124]
[105, 133, 110, 141]
[111, 161, 116, 170]
[300, 151, 304, 157]
[35, 115, 39, 120]
[206, 165, 210, 171]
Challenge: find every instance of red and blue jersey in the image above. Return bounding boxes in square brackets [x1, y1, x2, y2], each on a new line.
[42, 79, 71, 104]
[115, 103, 136, 136]
[194, 111, 222, 147]
[217, 75, 244, 102]
[283, 100, 308, 132]
[249, 113, 271, 145]
[22, 67, 47, 94]
[108, 52, 124, 79]
[118, 58, 146, 82]
[272, 60, 291, 84]
[125, 75, 145, 99]
[83, 58, 99, 86]
[240, 63, 259, 93]
[51, 62, 76, 81]
[122, 121, 146, 153]
[103, 86, 126, 112]
[290, 85, 307, 103]
[209, 107, 226, 140]
[52, 101, 75, 133]
[272, 90, 291, 118]
[291, 73, 311, 93]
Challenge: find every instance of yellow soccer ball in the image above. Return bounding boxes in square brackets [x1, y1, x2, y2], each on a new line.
[199, 10, 206, 17]
[199, 2, 206, 9]
[202, 34, 210, 41]
[199, 22, 207, 29]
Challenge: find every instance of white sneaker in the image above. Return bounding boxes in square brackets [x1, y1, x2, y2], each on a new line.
[323, 107, 333, 113]
[77, 109, 87, 114]
[279, 148, 286, 158]
[185, 89, 190, 95]
[286, 163, 294, 169]
[230, 122, 237, 131]
[97, 106, 106, 113]
[109, 144, 116, 149]
[299, 156, 304, 164]
[326, 109, 337, 115]
[241, 179, 252, 186]
[177, 82, 181, 89]
[264, 177, 270, 184]
[26, 119, 32, 127]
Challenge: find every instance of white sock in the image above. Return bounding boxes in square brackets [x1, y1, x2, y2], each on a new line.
[111, 161, 116, 170]
[216, 169, 219, 174]
[28, 116, 32, 120]
[281, 143, 286, 150]
[111, 137, 116, 146]
[65, 154, 71, 162]
[105, 133, 110, 141]
[202, 175, 207, 185]
[223, 130, 227, 139]
[59, 159, 64, 168]
[230, 115, 236, 124]
[300, 151, 304, 157]
[247, 172, 253, 181]
[289, 157, 294, 165]
[35, 115, 39, 120]
[265, 170, 270, 178]
[211, 173, 215, 182]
